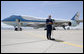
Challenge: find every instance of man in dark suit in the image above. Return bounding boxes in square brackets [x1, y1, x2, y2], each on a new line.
[46, 15, 54, 40]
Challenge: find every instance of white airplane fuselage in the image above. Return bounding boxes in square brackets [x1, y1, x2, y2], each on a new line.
[2, 12, 83, 30]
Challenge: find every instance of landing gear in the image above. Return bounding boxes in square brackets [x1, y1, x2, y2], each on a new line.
[63, 25, 66, 30]
[14, 19, 22, 31]
[53, 27, 56, 30]
[67, 27, 70, 30]
[44, 28, 47, 30]
[15, 28, 18, 31]
[14, 27, 22, 31]
[20, 28, 22, 31]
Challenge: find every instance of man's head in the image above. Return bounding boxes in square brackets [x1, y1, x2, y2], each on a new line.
[48, 15, 51, 19]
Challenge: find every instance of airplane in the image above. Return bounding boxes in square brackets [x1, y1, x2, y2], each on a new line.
[2, 12, 83, 31]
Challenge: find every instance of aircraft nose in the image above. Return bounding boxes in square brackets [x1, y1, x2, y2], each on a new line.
[2, 18, 6, 22]
[2, 18, 9, 23]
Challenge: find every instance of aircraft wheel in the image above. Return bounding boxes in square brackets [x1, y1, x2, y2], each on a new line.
[15, 28, 18, 31]
[20, 28, 22, 31]
[63, 25, 66, 30]
[67, 27, 70, 30]
[44, 28, 47, 30]
[53, 27, 56, 30]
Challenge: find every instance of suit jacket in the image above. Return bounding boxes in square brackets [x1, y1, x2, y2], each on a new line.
[46, 19, 53, 30]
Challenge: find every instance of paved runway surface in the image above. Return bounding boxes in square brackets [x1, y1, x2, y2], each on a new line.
[1, 29, 83, 53]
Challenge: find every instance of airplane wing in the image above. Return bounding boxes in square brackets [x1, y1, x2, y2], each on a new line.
[35, 20, 71, 29]
[33, 23, 46, 29]
[53, 20, 71, 27]
[33, 19, 83, 29]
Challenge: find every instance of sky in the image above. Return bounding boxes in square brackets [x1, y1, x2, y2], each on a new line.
[1, 1, 83, 28]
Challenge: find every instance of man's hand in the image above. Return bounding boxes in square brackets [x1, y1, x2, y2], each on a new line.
[48, 22, 53, 24]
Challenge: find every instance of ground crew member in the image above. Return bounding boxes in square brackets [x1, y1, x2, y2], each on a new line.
[46, 15, 54, 40]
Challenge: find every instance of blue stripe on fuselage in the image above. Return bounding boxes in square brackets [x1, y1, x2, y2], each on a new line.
[2, 15, 46, 22]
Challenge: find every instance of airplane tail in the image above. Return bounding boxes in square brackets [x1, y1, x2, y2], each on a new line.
[71, 12, 80, 21]
[71, 12, 83, 25]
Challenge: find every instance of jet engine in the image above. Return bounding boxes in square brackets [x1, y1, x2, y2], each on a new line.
[68, 21, 78, 27]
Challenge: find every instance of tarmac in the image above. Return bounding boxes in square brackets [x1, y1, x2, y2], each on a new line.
[1, 29, 83, 53]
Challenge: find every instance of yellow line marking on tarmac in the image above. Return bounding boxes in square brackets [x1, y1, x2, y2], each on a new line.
[62, 42, 83, 48]
[29, 33, 83, 48]
[34, 35, 83, 48]
[39, 36, 83, 48]
[35, 36, 83, 48]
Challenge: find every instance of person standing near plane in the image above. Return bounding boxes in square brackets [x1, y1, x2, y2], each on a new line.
[46, 15, 54, 40]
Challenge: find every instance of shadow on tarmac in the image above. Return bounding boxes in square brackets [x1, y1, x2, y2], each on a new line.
[2, 39, 64, 46]
[50, 38, 64, 42]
